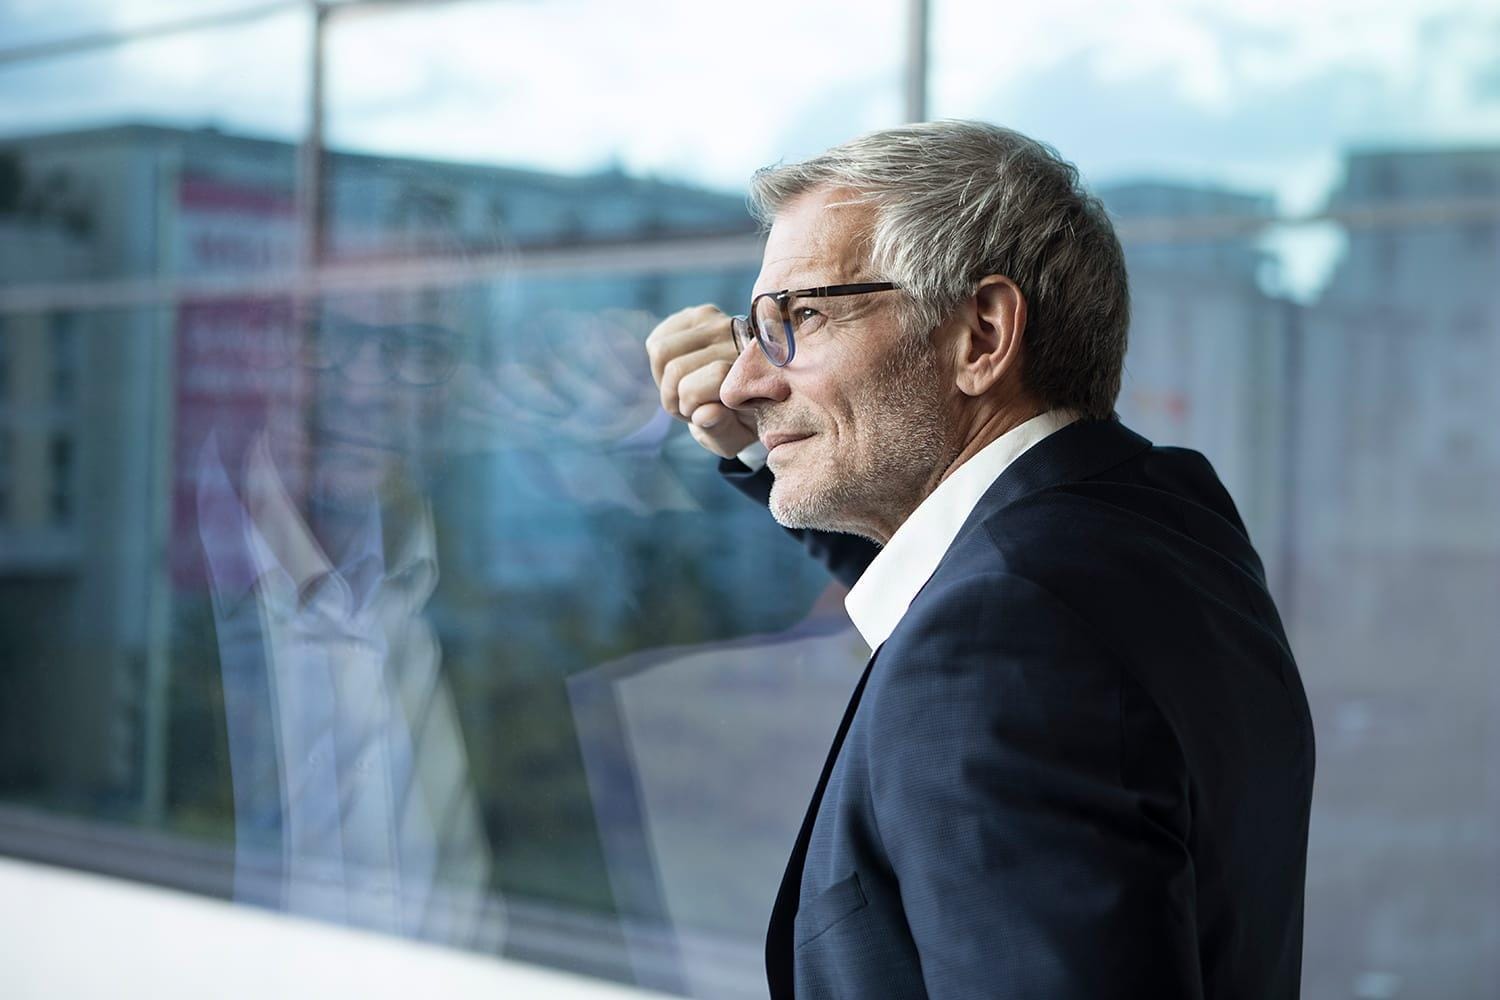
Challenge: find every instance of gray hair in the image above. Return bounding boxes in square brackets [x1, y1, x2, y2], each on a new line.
[747, 120, 1128, 421]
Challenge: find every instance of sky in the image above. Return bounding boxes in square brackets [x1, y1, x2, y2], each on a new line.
[0, 0, 1497, 297]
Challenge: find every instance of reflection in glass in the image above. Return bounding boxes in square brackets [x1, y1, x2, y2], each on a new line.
[180, 229, 500, 942]
[2, 0, 1494, 994]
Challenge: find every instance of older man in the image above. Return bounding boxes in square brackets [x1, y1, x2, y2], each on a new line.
[647, 121, 1314, 1000]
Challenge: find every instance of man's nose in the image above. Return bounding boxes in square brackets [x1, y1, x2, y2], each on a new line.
[344, 336, 387, 379]
[720, 342, 789, 412]
[327, 339, 395, 404]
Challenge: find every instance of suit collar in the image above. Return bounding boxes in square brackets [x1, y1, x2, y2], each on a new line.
[844, 409, 1079, 651]
[976, 415, 1152, 516]
[904, 416, 1151, 610]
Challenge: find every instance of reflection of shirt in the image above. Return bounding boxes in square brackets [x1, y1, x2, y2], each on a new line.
[197, 430, 497, 947]
[843, 409, 1078, 650]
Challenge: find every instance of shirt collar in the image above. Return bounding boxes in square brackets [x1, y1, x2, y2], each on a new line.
[843, 409, 1078, 650]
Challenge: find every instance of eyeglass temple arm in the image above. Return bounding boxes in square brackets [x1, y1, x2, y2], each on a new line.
[787, 281, 900, 298]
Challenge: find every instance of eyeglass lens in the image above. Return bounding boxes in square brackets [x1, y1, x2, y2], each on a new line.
[751, 295, 791, 365]
[301, 322, 458, 386]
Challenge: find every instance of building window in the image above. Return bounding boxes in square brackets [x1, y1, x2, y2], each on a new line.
[51, 311, 79, 404]
[0, 428, 11, 522]
[1456, 166, 1495, 197]
[0, 315, 10, 405]
[49, 432, 72, 525]
[1369, 161, 1400, 199]
[1462, 222, 1496, 252]
[1375, 236, 1400, 285]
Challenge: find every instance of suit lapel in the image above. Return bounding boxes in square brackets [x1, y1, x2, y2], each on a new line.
[765, 643, 882, 999]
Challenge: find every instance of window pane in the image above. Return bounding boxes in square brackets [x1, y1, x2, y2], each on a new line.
[0, 4, 306, 150]
[322, 0, 906, 188]
[933, 2, 1500, 994]
[1, 1, 905, 995]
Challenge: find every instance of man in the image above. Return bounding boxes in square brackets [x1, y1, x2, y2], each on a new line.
[646, 121, 1315, 999]
[195, 269, 497, 947]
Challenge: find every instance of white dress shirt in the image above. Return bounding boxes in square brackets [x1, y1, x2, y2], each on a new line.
[197, 430, 496, 946]
[843, 409, 1078, 650]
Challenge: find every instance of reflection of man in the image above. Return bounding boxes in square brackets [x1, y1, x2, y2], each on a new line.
[647, 121, 1314, 998]
[196, 287, 496, 946]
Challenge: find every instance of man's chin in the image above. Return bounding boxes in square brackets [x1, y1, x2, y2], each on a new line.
[767, 478, 806, 527]
[768, 477, 841, 533]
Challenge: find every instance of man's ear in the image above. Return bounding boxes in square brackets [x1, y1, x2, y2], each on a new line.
[953, 275, 1027, 398]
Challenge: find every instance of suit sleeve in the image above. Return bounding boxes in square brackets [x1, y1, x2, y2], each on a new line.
[717, 457, 879, 589]
[867, 570, 1203, 999]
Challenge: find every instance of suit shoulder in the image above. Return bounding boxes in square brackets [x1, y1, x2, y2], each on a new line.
[878, 566, 1122, 706]
[952, 470, 1289, 673]
[976, 447, 1264, 585]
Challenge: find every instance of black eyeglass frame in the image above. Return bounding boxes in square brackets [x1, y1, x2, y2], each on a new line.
[281, 316, 463, 387]
[730, 281, 901, 367]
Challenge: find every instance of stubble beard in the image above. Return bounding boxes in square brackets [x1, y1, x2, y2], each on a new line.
[767, 333, 953, 542]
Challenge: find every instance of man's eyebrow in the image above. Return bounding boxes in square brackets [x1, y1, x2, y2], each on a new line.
[784, 288, 873, 313]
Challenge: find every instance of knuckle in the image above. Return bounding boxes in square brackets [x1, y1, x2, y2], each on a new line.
[646, 315, 676, 343]
[662, 356, 687, 384]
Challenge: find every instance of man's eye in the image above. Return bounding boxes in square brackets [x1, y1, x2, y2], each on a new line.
[792, 307, 824, 331]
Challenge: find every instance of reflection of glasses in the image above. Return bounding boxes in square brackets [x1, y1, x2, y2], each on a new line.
[729, 282, 901, 367]
[300, 320, 461, 386]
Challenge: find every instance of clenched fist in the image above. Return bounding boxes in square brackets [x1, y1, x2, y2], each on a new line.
[645, 304, 758, 459]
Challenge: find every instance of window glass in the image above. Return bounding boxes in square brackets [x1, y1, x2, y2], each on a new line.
[4, 0, 1496, 995]
[930, 2, 1500, 994]
[0, 0, 904, 994]
[0, 3, 307, 148]
[320, 0, 905, 188]
[0, 427, 11, 520]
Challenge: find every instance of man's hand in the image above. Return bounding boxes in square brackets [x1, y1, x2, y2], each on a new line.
[645, 304, 758, 459]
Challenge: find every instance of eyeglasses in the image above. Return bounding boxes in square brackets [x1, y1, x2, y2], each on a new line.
[301, 319, 461, 386]
[244, 316, 462, 386]
[730, 282, 901, 367]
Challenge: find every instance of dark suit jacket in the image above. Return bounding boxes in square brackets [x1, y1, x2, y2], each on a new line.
[720, 417, 1315, 1000]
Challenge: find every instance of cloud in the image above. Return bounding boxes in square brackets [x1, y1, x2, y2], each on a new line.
[319, 0, 907, 189]
[0, 2, 307, 141]
[1, 0, 1495, 204]
[936, 2, 1500, 206]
